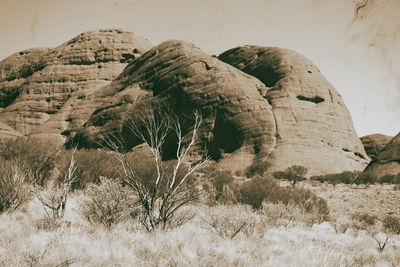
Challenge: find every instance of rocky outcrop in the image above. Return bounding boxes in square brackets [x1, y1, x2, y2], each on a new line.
[0, 31, 370, 175]
[74, 40, 277, 170]
[0, 122, 22, 140]
[0, 29, 152, 136]
[72, 41, 368, 175]
[219, 45, 369, 175]
[360, 134, 392, 160]
[365, 133, 400, 176]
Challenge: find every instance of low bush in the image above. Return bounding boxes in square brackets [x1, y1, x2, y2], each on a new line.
[238, 176, 329, 222]
[204, 205, 257, 239]
[273, 165, 308, 187]
[379, 174, 397, 184]
[0, 161, 32, 213]
[310, 171, 379, 186]
[239, 175, 277, 209]
[351, 213, 377, 226]
[59, 149, 120, 190]
[208, 170, 238, 205]
[80, 177, 138, 229]
[355, 172, 377, 187]
[244, 160, 270, 178]
[383, 215, 400, 234]
[0, 137, 62, 186]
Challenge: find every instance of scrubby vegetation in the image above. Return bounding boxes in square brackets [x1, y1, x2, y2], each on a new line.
[1, 124, 400, 264]
[311, 170, 400, 188]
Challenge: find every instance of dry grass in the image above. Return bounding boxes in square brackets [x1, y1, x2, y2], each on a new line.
[307, 182, 400, 220]
[1, 189, 400, 266]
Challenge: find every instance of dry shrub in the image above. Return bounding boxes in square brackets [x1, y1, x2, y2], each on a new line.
[273, 165, 308, 187]
[80, 177, 138, 228]
[205, 169, 239, 205]
[383, 215, 400, 234]
[60, 149, 120, 189]
[0, 161, 32, 213]
[239, 176, 329, 222]
[0, 137, 62, 185]
[244, 160, 270, 178]
[164, 205, 196, 230]
[240, 175, 276, 209]
[204, 205, 258, 239]
[351, 213, 377, 226]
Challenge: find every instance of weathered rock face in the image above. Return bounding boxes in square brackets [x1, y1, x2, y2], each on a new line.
[365, 133, 400, 176]
[73, 42, 368, 175]
[74, 40, 277, 169]
[0, 121, 22, 140]
[360, 134, 393, 160]
[0, 31, 370, 175]
[0, 29, 152, 136]
[219, 46, 369, 175]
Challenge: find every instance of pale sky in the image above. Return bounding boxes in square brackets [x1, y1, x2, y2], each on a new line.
[0, 0, 399, 137]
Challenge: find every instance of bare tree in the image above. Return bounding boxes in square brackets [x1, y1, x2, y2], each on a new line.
[106, 108, 209, 231]
[36, 149, 78, 222]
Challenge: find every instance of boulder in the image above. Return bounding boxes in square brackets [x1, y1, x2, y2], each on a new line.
[0, 29, 152, 136]
[360, 133, 392, 160]
[219, 45, 369, 175]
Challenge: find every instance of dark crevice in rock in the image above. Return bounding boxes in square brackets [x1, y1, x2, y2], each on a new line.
[296, 95, 324, 104]
[0, 91, 19, 108]
[342, 148, 350, 152]
[248, 66, 282, 87]
[354, 152, 366, 160]
[69, 60, 96, 65]
[212, 109, 243, 153]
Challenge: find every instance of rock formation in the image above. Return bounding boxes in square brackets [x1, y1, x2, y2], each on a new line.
[73, 40, 277, 171]
[0, 31, 370, 175]
[365, 133, 400, 176]
[360, 134, 392, 160]
[219, 46, 369, 174]
[0, 122, 22, 140]
[72, 42, 368, 175]
[0, 29, 152, 138]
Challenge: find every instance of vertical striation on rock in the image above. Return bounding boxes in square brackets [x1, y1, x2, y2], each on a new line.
[219, 45, 369, 175]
